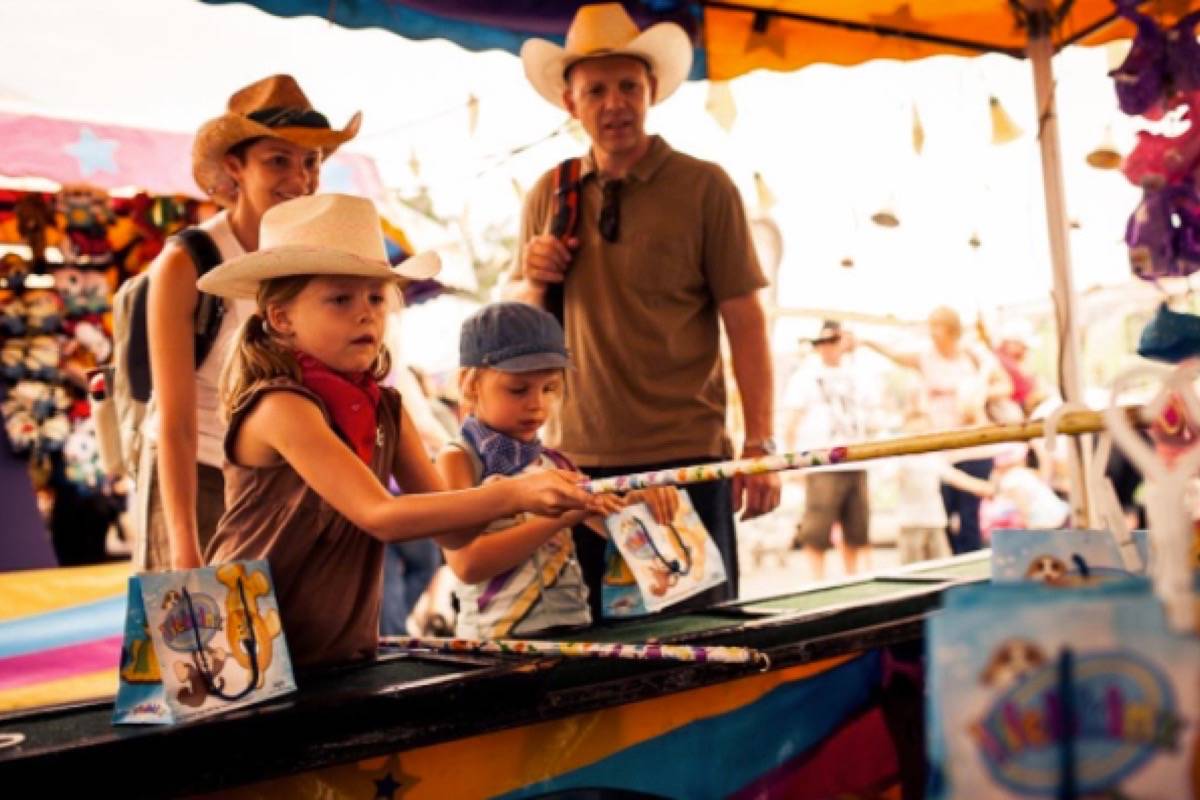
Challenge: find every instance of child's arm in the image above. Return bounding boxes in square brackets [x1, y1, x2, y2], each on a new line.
[936, 460, 995, 498]
[434, 447, 592, 583]
[239, 391, 600, 542]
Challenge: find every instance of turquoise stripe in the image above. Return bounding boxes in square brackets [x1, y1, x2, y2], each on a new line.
[0, 595, 126, 659]
[497, 651, 881, 799]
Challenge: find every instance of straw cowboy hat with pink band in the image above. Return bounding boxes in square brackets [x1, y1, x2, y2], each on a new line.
[519, 3, 693, 109]
[192, 74, 362, 207]
[197, 194, 440, 300]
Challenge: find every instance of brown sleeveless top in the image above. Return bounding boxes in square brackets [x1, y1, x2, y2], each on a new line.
[206, 378, 402, 669]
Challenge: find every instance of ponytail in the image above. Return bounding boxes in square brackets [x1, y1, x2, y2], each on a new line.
[219, 312, 300, 420]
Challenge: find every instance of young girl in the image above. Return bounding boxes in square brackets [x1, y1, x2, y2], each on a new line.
[196, 194, 606, 668]
[437, 302, 676, 639]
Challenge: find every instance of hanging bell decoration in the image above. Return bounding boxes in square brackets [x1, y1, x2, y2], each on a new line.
[912, 104, 925, 155]
[968, 231, 982, 249]
[1086, 125, 1123, 169]
[989, 95, 1023, 144]
[840, 256, 855, 268]
[871, 209, 900, 228]
[706, 81, 738, 133]
[466, 93, 480, 137]
[754, 172, 776, 212]
[408, 149, 421, 179]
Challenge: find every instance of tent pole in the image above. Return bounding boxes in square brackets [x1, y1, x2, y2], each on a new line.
[1027, 5, 1094, 527]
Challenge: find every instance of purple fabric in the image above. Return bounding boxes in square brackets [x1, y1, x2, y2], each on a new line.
[1126, 184, 1200, 280]
[460, 416, 543, 478]
[1111, 3, 1167, 116]
[0, 418, 55, 570]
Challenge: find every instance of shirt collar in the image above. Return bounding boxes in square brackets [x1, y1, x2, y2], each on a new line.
[580, 135, 672, 184]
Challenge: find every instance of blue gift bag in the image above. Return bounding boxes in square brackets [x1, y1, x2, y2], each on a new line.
[113, 560, 296, 725]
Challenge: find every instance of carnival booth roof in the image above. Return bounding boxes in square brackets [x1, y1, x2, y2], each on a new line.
[198, 0, 1147, 77]
[0, 112, 386, 200]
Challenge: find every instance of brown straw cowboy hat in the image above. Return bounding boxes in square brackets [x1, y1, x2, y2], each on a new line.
[197, 194, 440, 300]
[520, 3, 692, 109]
[192, 74, 362, 206]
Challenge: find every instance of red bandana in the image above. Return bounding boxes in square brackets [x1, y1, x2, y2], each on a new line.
[295, 351, 382, 465]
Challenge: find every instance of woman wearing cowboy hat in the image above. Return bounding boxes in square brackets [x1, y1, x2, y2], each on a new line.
[142, 74, 360, 571]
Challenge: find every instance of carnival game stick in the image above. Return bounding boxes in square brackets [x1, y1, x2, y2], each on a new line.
[583, 409, 1135, 494]
[382, 635, 769, 668]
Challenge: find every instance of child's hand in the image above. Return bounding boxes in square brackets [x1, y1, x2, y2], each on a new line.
[628, 486, 680, 525]
[586, 490, 626, 518]
[511, 469, 592, 516]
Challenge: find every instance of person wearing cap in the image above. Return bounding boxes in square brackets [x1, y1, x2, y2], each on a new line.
[435, 302, 674, 638]
[782, 321, 874, 579]
[993, 318, 1044, 416]
[505, 3, 780, 611]
[196, 194, 609, 667]
[143, 75, 360, 572]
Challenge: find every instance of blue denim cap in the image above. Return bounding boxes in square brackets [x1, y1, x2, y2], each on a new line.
[460, 301, 571, 372]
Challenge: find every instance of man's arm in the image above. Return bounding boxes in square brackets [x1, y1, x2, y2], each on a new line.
[501, 171, 571, 308]
[719, 290, 781, 519]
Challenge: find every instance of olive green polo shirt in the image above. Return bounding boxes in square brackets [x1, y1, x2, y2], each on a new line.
[515, 135, 766, 467]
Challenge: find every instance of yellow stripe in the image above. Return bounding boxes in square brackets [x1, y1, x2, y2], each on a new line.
[490, 538, 572, 637]
[0, 562, 131, 622]
[226, 655, 856, 800]
[0, 669, 115, 712]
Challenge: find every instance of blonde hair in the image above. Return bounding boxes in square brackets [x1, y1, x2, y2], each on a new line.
[219, 275, 392, 419]
[928, 306, 963, 338]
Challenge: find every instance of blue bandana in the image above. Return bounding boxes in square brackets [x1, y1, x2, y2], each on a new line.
[460, 416, 543, 479]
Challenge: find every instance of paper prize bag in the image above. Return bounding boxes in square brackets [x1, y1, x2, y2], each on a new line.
[602, 490, 726, 615]
[113, 559, 296, 725]
[926, 579, 1200, 799]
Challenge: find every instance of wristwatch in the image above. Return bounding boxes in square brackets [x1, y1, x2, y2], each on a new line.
[742, 437, 778, 456]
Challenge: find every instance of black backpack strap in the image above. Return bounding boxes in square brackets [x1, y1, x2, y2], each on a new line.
[172, 228, 226, 368]
[544, 157, 582, 325]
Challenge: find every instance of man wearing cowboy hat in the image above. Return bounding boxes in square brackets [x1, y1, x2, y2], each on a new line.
[783, 321, 874, 579]
[505, 4, 780, 612]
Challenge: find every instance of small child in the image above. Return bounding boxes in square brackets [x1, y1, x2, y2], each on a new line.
[894, 408, 994, 564]
[436, 302, 672, 638]
[196, 195, 606, 669]
[989, 443, 1070, 531]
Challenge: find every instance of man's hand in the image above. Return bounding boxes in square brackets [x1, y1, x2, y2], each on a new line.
[522, 234, 579, 289]
[732, 471, 781, 521]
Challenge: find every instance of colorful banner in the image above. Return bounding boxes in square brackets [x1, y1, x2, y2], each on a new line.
[0, 562, 129, 711]
[0, 112, 386, 199]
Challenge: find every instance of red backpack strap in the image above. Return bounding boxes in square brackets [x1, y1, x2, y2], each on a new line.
[545, 157, 582, 324]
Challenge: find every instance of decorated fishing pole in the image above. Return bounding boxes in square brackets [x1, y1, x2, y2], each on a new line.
[381, 635, 769, 668]
[582, 408, 1142, 494]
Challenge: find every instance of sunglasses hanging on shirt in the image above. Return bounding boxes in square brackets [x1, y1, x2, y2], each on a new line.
[599, 179, 622, 243]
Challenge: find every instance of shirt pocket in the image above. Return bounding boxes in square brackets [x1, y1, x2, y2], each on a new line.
[623, 230, 701, 297]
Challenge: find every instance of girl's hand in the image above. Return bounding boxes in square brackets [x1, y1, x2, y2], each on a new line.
[627, 486, 680, 525]
[586, 490, 627, 518]
[512, 469, 593, 516]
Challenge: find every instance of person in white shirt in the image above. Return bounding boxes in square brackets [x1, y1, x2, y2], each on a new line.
[862, 306, 1012, 554]
[783, 320, 872, 579]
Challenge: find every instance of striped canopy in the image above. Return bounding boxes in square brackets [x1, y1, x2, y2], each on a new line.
[195, 1, 1178, 79]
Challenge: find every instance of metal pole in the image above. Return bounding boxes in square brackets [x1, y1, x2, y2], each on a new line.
[1027, 5, 1093, 526]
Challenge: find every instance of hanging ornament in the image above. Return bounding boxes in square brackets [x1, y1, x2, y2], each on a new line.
[466, 93, 479, 137]
[968, 232, 982, 249]
[408, 149, 421, 179]
[989, 96, 1023, 144]
[870, 209, 900, 228]
[911, 104, 925, 155]
[511, 178, 524, 201]
[1086, 124, 1123, 169]
[705, 81, 737, 133]
[753, 172, 776, 212]
[840, 256, 855, 268]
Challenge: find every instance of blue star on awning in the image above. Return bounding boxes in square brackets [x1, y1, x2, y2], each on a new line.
[64, 127, 119, 178]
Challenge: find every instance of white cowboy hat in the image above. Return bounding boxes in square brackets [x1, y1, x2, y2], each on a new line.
[193, 74, 362, 207]
[520, 3, 693, 110]
[197, 194, 440, 300]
